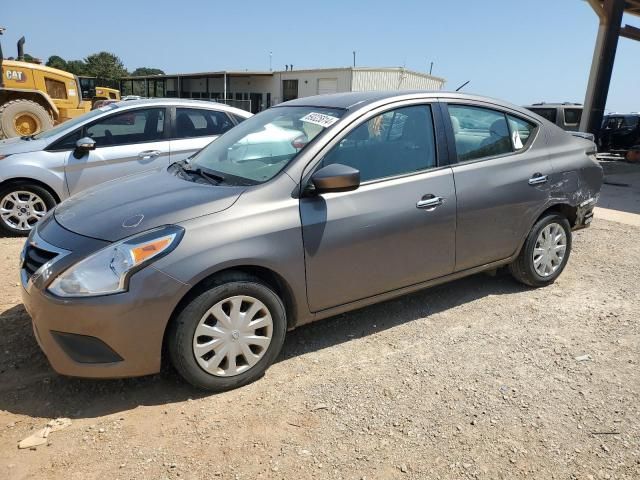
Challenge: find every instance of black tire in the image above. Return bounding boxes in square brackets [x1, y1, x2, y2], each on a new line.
[0, 181, 57, 236]
[509, 213, 572, 287]
[168, 273, 287, 392]
[0, 99, 54, 139]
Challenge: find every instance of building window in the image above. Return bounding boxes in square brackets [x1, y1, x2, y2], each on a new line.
[282, 79, 298, 102]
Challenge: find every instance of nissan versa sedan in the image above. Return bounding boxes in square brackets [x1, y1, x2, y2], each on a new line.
[0, 99, 251, 235]
[20, 91, 603, 392]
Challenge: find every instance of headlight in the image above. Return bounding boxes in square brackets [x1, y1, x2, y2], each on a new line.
[48, 225, 183, 297]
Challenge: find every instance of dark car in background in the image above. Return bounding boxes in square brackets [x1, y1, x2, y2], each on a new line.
[598, 113, 640, 155]
[523, 102, 583, 132]
[20, 91, 603, 392]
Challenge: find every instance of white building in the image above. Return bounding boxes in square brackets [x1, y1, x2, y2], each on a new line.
[120, 67, 446, 113]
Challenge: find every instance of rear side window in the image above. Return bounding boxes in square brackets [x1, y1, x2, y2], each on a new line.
[321, 105, 436, 182]
[175, 108, 235, 138]
[564, 108, 582, 126]
[507, 115, 536, 150]
[231, 113, 248, 124]
[448, 105, 512, 161]
[528, 108, 557, 123]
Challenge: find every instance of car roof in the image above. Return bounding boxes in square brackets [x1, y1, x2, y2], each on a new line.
[278, 90, 536, 117]
[111, 98, 252, 117]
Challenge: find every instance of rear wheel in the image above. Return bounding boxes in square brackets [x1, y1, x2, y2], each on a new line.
[0, 99, 54, 139]
[509, 213, 572, 287]
[168, 274, 287, 392]
[0, 182, 57, 236]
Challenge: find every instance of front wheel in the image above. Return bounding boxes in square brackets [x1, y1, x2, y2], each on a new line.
[168, 274, 287, 392]
[509, 213, 572, 287]
[0, 182, 57, 236]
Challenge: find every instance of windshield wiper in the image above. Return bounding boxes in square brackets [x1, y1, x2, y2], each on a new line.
[171, 160, 224, 186]
[20, 135, 36, 141]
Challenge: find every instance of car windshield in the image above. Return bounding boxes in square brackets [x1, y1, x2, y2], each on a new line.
[191, 106, 344, 184]
[31, 103, 121, 140]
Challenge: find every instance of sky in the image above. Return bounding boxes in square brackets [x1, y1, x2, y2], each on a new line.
[2, 0, 638, 112]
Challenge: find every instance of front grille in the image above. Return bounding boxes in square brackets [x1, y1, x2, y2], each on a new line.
[23, 244, 58, 277]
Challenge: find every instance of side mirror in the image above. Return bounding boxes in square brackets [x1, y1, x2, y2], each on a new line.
[73, 137, 96, 158]
[309, 163, 360, 195]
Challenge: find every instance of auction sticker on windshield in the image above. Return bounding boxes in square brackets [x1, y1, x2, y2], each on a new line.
[300, 112, 340, 128]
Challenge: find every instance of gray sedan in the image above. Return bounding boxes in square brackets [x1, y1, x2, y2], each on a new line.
[20, 91, 602, 391]
[0, 99, 251, 235]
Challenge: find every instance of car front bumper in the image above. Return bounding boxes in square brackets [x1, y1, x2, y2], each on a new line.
[21, 241, 189, 379]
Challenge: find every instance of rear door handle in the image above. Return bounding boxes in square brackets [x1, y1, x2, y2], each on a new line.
[416, 195, 443, 210]
[528, 173, 548, 185]
[138, 150, 161, 159]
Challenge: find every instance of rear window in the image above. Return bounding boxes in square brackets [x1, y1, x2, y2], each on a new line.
[528, 108, 557, 123]
[564, 108, 582, 125]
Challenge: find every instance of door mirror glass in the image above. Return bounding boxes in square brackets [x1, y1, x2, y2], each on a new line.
[73, 137, 96, 158]
[310, 163, 360, 194]
[75, 137, 96, 150]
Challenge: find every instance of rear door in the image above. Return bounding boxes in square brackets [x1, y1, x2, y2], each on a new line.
[444, 102, 552, 271]
[62, 107, 170, 196]
[169, 107, 237, 162]
[300, 102, 456, 312]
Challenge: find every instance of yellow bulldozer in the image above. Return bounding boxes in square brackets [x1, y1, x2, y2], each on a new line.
[0, 31, 120, 139]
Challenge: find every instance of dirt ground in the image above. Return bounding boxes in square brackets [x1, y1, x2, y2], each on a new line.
[0, 216, 638, 479]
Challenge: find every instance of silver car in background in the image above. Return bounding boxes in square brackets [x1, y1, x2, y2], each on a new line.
[0, 99, 251, 235]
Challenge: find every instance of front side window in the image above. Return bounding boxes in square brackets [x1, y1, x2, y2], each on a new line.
[564, 108, 582, 125]
[175, 108, 234, 138]
[85, 108, 165, 147]
[448, 105, 512, 161]
[321, 105, 436, 182]
[191, 106, 344, 184]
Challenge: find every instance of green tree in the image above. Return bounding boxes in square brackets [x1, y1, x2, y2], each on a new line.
[66, 60, 87, 76]
[46, 55, 68, 71]
[83, 51, 128, 80]
[130, 67, 165, 77]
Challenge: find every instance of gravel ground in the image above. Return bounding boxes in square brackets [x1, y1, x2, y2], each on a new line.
[0, 218, 638, 480]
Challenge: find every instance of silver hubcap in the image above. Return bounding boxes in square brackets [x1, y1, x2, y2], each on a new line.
[193, 295, 273, 377]
[0, 191, 47, 231]
[533, 223, 567, 277]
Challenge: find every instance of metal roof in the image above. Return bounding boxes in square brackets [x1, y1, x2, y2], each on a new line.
[122, 70, 274, 80]
[121, 66, 445, 83]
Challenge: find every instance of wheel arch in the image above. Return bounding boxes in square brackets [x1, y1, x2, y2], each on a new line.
[161, 264, 298, 363]
[0, 177, 62, 203]
[539, 202, 578, 227]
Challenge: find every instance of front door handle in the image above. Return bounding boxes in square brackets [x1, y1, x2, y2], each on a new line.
[528, 173, 548, 185]
[416, 195, 443, 210]
[138, 150, 161, 160]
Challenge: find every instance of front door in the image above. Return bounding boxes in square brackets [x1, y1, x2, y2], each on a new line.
[300, 103, 456, 312]
[445, 103, 552, 271]
[65, 107, 170, 196]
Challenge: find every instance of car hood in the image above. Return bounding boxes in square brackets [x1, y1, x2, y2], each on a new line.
[54, 170, 245, 242]
[0, 136, 48, 154]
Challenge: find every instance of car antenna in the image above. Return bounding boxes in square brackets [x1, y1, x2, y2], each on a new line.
[455, 80, 470, 92]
